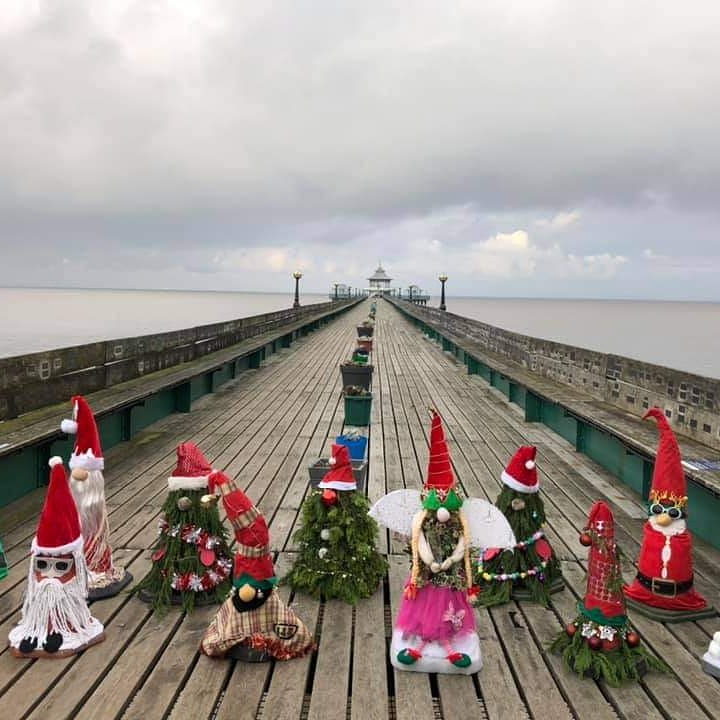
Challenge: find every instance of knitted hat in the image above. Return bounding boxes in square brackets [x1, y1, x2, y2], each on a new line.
[581, 501, 626, 623]
[501, 446, 539, 494]
[61, 396, 104, 472]
[644, 408, 687, 508]
[209, 470, 277, 590]
[318, 444, 356, 491]
[424, 410, 455, 495]
[168, 442, 213, 491]
[32, 457, 83, 556]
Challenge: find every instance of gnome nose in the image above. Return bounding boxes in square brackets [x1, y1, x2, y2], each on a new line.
[238, 584, 256, 602]
[436, 507, 450, 523]
[655, 513, 673, 527]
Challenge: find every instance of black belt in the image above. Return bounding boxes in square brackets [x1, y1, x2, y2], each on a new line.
[636, 571, 693, 597]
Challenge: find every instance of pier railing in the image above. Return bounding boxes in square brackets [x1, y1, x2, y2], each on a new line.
[389, 298, 720, 451]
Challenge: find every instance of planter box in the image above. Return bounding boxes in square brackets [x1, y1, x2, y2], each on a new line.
[308, 459, 368, 492]
[335, 434, 368, 460]
[340, 363, 373, 390]
[344, 394, 372, 426]
[357, 325, 374, 338]
[356, 338, 373, 352]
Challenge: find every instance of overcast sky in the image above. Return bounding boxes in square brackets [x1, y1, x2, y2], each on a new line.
[1, 2, 718, 299]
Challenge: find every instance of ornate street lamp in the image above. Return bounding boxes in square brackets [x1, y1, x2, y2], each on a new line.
[293, 270, 302, 308]
[333, 282, 339, 301]
[438, 273, 448, 311]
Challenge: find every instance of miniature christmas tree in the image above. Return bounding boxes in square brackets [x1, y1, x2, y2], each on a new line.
[285, 443, 387, 604]
[136, 443, 232, 614]
[475, 446, 563, 607]
[201, 470, 314, 661]
[550, 501, 668, 685]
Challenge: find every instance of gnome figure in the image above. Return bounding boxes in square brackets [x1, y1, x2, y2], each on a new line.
[623, 408, 714, 621]
[370, 409, 515, 674]
[702, 631, 720, 678]
[136, 443, 233, 613]
[201, 470, 314, 661]
[61, 395, 131, 600]
[476, 446, 563, 607]
[9, 457, 105, 658]
[551, 501, 667, 684]
[285, 443, 387, 604]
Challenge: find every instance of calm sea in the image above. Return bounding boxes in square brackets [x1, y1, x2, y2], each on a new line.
[2, 288, 719, 379]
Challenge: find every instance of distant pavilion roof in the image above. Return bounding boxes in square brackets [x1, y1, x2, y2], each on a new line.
[368, 263, 393, 281]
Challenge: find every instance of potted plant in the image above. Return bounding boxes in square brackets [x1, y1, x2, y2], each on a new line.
[343, 385, 373, 426]
[340, 359, 373, 390]
[335, 430, 368, 460]
[356, 337, 373, 353]
[357, 319, 374, 338]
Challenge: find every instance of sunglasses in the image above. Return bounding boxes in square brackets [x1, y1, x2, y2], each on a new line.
[33, 556, 74, 575]
[649, 503, 683, 519]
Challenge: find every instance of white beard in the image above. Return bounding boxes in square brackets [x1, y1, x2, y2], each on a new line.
[9, 572, 102, 650]
[70, 469, 113, 573]
[649, 517, 687, 536]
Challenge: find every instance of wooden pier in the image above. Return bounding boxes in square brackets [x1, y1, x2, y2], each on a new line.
[1, 300, 719, 720]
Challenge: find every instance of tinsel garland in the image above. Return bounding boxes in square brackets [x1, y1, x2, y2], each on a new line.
[283, 489, 387, 604]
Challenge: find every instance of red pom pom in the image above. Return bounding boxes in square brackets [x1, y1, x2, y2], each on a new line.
[321, 488, 338, 506]
[535, 538, 553, 560]
[579, 532, 592, 547]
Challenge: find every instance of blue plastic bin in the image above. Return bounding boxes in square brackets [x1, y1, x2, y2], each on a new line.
[336, 434, 368, 460]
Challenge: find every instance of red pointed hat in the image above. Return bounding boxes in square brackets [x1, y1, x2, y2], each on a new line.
[209, 470, 276, 589]
[61, 395, 104, 471]
[318, 444, 356, 491]
[424, 409, 455, 494]
[168, 442, 213, 491]
[644, 408, 687, 508]
[501, 446, 539, 494]
[582, 500, 626, 621]
[32, 457, 83, 556]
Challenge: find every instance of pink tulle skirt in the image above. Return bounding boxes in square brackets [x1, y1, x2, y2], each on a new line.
[396, 579, 476, 642]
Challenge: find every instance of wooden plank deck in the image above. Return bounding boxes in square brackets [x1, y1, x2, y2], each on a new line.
[1, 300, 719, 720]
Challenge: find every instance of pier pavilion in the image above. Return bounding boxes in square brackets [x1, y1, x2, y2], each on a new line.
[1, 300, 719, 719]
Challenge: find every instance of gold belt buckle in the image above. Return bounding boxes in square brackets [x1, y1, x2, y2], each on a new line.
[651, 576, 677, 598]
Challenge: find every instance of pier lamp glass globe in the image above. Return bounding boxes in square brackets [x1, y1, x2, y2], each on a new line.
[439, 274, 448, 283]
[293, 270, 303, 280]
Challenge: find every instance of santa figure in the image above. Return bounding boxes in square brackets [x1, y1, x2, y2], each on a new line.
[201, 470, 314, 661]
[9, 457, 105, 658]
[61, 395, 131, 599]
[623, 408, 714, 621]
[370, 409, 515, 674]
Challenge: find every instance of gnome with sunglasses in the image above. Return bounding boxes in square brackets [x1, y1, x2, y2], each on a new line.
[9, 457, 105, 658]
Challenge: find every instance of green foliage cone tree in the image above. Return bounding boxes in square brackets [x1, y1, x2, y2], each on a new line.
[135, 443, 232, 614]
[476, 446, 562, 607]
[285, 444, 386, 604]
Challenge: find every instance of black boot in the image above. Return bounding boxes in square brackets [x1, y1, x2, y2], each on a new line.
[42, 632, 63, 653]
[18, 636, 38, 654]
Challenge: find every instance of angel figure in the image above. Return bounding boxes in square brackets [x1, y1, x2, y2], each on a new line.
[370, 409, 515, 674]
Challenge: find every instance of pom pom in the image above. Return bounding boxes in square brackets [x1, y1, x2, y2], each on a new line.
[60, 419, 78, 435]
[318, 547, 328, 559]
[48, 456, 63, 468]
[436, 507, 450, 523]
[328, 456, 336, 466]
[320, 528, 330, 541]
[525, 459, 535, 470]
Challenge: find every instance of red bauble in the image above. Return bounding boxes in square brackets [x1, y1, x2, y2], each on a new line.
[626, 631, 640, 648]
[535, 538, 553, 560]
[321, 488, 338, 506]
[199, 548, 216, 567]
[566, 623, 577, 638]
[151, 547, 166, 562]
[579, 532, 592, 547]
[588, 635, 602, 651]
[602, 636, 621, 653]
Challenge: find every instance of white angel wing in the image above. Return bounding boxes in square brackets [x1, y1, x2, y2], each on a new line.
[464, 498, 516, 550]
[368, 489, 422, 537]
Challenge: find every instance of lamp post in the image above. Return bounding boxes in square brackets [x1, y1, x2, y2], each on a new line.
[409, 285, 413, 303]
[292, 270, 302, 308]
[438, 273, 448, 311]
[333, 282, 339, 301]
